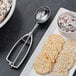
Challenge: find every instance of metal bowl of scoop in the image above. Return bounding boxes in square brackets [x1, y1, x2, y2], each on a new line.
[35, 6, 51, 24]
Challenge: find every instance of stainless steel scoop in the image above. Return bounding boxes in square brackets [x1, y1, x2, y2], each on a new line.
[6, 6, 51, 69]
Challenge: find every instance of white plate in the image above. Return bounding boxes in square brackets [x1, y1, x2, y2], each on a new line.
[20, 8, 76, 76]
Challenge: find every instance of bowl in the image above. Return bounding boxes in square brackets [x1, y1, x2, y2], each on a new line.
[57, 12, 76, 38]
[0, 0, 16, 28]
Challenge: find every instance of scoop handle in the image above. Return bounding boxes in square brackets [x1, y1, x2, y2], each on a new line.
[6, 34, 33, 68]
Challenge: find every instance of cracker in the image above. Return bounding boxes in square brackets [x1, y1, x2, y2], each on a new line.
[42, 46, 59, 63]
[34, 46, 58, 74]
[63, 39, 76, 61]
[34, 52, 53, 74]
[63, 46, 76, 61]
[53, 51, 74, 72]
[43, 34, 64, 53]
[51, 71, 68, 76]
[34, 34, 65, 74]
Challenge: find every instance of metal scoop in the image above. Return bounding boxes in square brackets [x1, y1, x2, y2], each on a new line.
[6, 6, 51, 69]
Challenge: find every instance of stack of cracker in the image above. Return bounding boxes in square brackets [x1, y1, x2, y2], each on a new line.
[34, 34, 76, 76]
[51, 39, 76, 76]
[34, 34, 64, 74]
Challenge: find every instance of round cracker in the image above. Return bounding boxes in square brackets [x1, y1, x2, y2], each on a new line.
[44, 34, 64, 53]
[34, 52, 52, 74]
[53, 51, 74, 72]
[63, 39, 76, 61]
[42, 46, 59, 63]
